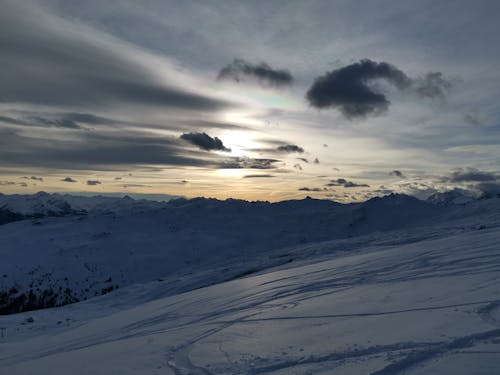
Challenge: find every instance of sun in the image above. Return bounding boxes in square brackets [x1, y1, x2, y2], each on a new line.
[216, 129, 259, 157]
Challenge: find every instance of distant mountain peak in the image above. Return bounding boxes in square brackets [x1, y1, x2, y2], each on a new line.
[426, 189, 475, 206]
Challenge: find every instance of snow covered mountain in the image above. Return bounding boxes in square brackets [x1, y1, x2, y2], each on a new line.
[1, 192, 500, 373]
[0, 192, 167, 222]
[426, 189, 476, 206]
[1, 192, 498, 314]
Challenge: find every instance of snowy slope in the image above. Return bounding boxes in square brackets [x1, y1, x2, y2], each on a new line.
[1, 225, 500, 374]
[1, 193, 500, 314]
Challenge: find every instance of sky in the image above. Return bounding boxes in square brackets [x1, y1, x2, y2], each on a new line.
[1, 0, 500, 202]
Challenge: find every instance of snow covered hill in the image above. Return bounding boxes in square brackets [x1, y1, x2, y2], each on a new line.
[0, 192, 500, 373]
[1, 220, 500, 374]
[1, 193, 499, 314]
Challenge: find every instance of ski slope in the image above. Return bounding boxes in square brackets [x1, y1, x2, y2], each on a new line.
[1, 225, 500, 373]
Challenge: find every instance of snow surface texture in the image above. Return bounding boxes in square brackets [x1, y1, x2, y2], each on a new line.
[1, 192, 500, 374]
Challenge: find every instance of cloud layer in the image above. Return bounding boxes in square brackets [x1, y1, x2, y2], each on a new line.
[0, 2, 231, 112]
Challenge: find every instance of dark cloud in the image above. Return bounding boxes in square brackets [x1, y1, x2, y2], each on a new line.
[0, 180, 29, 188]
[243, 174, 275, 178]
[276, 144, 304, 153]
[62, 113, 117, 125]
[218, 58, 294, 87]
[0, 116, 28, 126]
[446, 168, 497, 182]
[463, 112, 483, 126]
[306, 59, 451, 118]
[87, 180, 102, 186]
[249, 143, 305, 155]
[0, 2, 232, 112]
[390, 170, 405, 178]
[255, 138, 290, 146]
[297, 158, 309, 163]
[293, 163, 303, 170]
[313, 158, 320, 164]
[180, 132, 231, 152]
[326, 178, 370, 188]
[62, 177, 78, 183]
[299, 187, 324, 192]
[0, 115, 82, 129]
[306, 59, 411, 118]
[21, 176, 44, 182]
[221, 157, 279, 170]
[30, 116, 81, 129]
[412, 72, 452, 99]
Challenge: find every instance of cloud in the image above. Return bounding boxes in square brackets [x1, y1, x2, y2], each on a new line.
[61, 113, 118, 126]
[297, 158, 309, 163]
[326, 178, 370, 188]
[313, 158, 320, 164]
[293, 163, 303, 170]
[249, 143, 305, 155]
[0, 115, 82, 130]
[180, 132, 231, 152]
[306, 59, 451, 118]
[474, 182, 500, 198]
[243, 174, 275, 178]
[412, 72, 452, 99]
[30, 116, 82, 129]
[446, 168, 497, 182]
[299, 187, 324, 192]
[390, 170, 405, 178]
[463, 112, 483, 126]
[396, 181, 439, 199]
[87, 180, 102, 186]
[0, 127, 286, 172]
[0, 129, 222, 170]
[221, 157, 279, 170]
[276, 144, 304, 153]
[21, 176, 44, 181]
[218, 58, 294, 87]
[0, 2, 232, 112]
[61, 177, 78, 183]
[0, 180, 29, 188]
